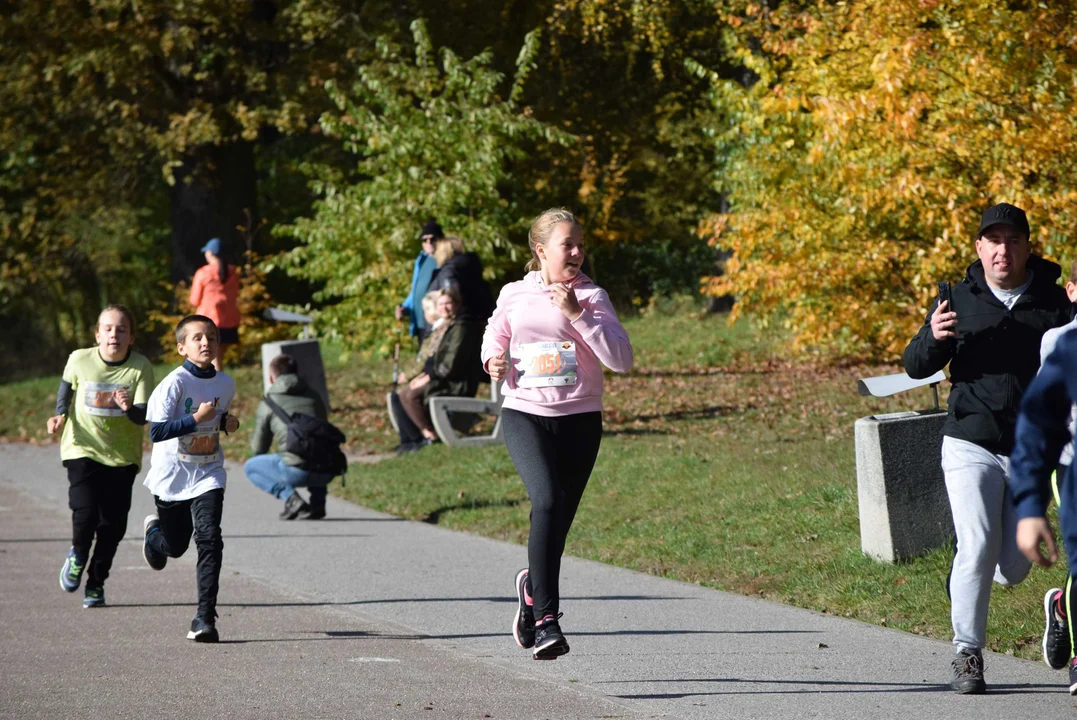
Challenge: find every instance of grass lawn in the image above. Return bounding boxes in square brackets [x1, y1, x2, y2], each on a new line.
[1, 300, 1061, 660]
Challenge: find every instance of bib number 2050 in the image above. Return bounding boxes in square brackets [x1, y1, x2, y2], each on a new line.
[515, 341, 578, 388]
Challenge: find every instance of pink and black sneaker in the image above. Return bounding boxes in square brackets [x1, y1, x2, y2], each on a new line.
[512, 568, 535, 649]
[533, 614, 570, 660]
[1043, 588, 1071, 670]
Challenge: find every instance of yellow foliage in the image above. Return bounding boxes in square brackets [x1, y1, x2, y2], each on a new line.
[706, 1, 1077, 360]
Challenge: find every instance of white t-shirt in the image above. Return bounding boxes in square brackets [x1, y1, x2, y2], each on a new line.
[144, 365, 236, 501]
[989, 272, 1033, 310]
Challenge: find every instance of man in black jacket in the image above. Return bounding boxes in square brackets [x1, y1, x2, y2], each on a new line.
[904, 202, 1070, 694]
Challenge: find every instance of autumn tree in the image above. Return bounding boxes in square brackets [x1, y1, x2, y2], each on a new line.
[698, 0, 1077, 359]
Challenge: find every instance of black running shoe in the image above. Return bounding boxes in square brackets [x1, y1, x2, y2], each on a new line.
[512, 568, 535, 649]
[142, 515, 167, 570]
[1069, 658, 1077, 695]
[533, 618, 570, 660]
[1043, 588, 1071, 670]
[187, 616, 219, 643]
[950, 649, 985, 694]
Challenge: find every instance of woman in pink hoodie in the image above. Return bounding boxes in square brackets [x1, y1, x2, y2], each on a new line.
[483, 208, 634, 660]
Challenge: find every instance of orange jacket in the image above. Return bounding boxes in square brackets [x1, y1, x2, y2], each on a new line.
[190, 263, 241, 329]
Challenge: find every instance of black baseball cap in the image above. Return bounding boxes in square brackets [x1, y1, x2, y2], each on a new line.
[977, 203, 1029, 238]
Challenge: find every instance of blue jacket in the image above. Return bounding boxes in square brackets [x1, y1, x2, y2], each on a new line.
[401, 251, 437, 337]
[1010, 329, 1077, 521]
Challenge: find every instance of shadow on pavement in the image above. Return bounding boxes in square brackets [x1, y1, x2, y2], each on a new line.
[422, 498, 523, 525]
[109, 593, 694, 609]
[605, 678, 1060, 697]
[118, 627, 822, 644]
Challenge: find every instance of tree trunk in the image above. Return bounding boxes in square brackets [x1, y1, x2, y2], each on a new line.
[170, 142, 258, 281]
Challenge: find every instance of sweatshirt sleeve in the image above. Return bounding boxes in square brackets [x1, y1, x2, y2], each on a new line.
[125, 405, 148, 425]
[903, 297, 954, 379]
[1009, 334, 1077, 520]
[481, 285, 513, 372]
[570, 288, 634, 373]
[146, 375, 197, 442]
[56, 352, 78, 414]
[55, 380, 74, 416]
[150, 415, 197, 442]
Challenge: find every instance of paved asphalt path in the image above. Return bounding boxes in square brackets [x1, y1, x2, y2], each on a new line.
[1, 442, 1075, 719]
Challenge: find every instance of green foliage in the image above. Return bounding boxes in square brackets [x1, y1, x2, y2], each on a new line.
[276, 20, 574, 353]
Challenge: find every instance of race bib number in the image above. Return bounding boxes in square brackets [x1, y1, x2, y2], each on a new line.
[82, 382, 127, 417]
[515, 341, 578, 388]
[177, 421, 221, 464]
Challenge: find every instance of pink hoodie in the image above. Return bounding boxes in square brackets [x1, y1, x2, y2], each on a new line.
[481, 271, 634, 417]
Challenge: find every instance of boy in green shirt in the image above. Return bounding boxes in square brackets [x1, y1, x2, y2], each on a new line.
[47, 305, 154, 608]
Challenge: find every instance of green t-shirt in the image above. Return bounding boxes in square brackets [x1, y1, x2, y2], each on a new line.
[60, 348, 154, 469]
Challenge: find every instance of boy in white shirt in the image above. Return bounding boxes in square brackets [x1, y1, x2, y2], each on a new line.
[141, 315, 239, 642]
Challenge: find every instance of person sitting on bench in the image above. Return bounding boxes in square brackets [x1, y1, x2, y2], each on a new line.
[391, 286, 483, 454]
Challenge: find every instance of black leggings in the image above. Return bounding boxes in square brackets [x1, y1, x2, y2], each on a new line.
[502, 408, 602, 620]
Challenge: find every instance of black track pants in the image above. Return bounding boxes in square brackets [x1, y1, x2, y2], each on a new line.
[148, 489, 224, 620]
[65, 457, 138, 587]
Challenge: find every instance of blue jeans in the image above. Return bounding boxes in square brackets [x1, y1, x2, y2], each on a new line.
[244, 454, 332, 507]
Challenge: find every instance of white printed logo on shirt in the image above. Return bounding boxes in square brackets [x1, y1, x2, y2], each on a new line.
[82, 382, 128, 417]
[177, 420, 222, 464]
[514, 341, 578, 387]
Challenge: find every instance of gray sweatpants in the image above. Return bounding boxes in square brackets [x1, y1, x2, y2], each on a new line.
[941, 436, 1032, 652]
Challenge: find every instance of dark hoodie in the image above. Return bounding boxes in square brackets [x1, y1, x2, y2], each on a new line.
[903, 255, 1071, 455]
[432, 252, 494, 323]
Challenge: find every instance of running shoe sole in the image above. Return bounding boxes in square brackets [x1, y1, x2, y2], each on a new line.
[1044, 588, 1066, 669]
[533, 636, 570, 660]
[512, 568, 535, 649]
[1070, 679, 1077, 696]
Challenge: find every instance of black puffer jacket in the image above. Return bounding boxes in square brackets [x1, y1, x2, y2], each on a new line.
[432, 252, 494, 323]
[904, 255, 1071, 455]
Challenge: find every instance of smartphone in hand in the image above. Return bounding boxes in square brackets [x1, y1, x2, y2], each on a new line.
[937, 281, 952, 312]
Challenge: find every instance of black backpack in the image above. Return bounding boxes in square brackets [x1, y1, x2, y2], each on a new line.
[263, 395, 348, 476]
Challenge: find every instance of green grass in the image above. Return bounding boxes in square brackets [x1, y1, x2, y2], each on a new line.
[0, 302, 1060, 660]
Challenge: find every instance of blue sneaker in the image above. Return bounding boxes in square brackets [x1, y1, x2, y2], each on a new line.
[83, 585, 105, 609]
[59, 547, 85, 592]
[142, 515, 167, 571]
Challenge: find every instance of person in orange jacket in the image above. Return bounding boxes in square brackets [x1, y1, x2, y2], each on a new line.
[189, 238, 240, 370]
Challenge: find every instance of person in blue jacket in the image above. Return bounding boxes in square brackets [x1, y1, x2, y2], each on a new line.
[395, 221, 443, 340]
[1011, 329, 1077, 696]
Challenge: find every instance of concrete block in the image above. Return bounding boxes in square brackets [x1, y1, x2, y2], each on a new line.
[855, 410, 953, 562]
[261, 339, 331, 411]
